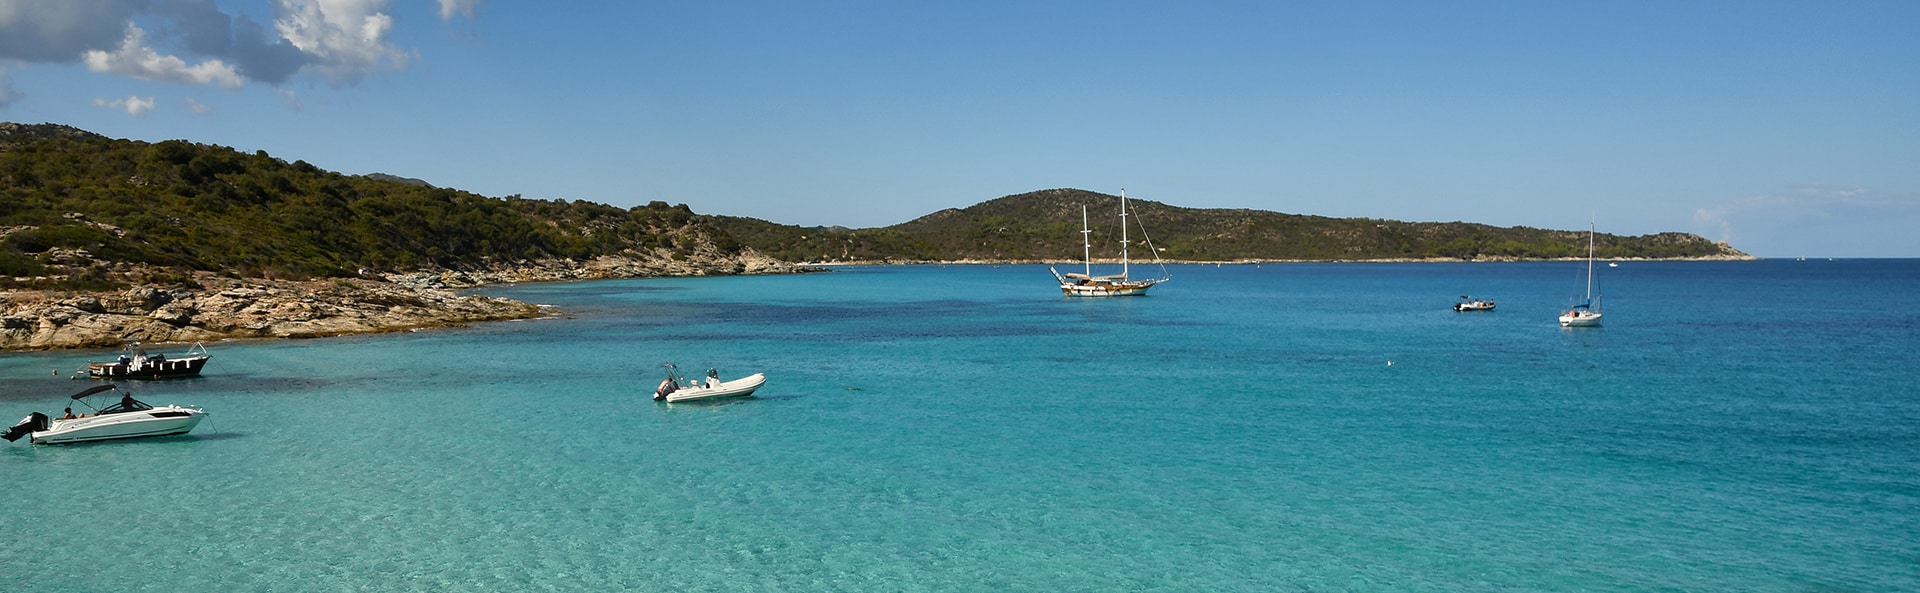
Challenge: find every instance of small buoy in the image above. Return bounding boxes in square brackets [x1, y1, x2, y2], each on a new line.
[1387, 361, 1394, 366]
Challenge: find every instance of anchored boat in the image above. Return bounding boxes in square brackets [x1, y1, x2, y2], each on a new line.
[652, 363, 766, 403]
[1051, 189, 1171, 297]
[1453, 295, 1496, 312]
[4, 384, 207, 445]
[1560, 222, 1604, 327]
[87, 342, 211, 379]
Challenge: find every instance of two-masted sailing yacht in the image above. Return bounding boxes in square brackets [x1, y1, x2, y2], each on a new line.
[1051, 190, 1171, 297]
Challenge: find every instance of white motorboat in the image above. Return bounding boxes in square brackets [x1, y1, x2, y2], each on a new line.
[1051, 189, 1170, 297]
[1453, 295, 1496, 312]
[1560, 221, 1604, 327]
[3, 385, 207, 445]
[652, 363, 766, 403]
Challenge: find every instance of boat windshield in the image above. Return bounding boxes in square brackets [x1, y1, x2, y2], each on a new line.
[96, 397, 155, 415]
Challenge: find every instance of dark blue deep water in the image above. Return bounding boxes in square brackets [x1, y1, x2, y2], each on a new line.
[4, 260, 1917, 592]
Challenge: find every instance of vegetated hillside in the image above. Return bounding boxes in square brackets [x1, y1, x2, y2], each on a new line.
[714, 188, 1750, 263]
[0, 122, 743, 290]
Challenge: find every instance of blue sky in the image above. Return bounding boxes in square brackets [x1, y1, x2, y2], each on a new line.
[3, 1, 1916, 257]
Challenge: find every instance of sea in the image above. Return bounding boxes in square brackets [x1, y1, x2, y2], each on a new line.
[2, 259, 1916, 592]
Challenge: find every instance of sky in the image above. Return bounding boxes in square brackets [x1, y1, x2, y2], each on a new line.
[1, 1, 1916, 258]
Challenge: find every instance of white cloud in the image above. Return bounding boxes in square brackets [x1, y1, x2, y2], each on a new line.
[82, 23, 244, 88]
[94, 94, 156, 116]
[186, 96, 213, 114]
[277, 88, 303, 110]
[274, 0, 409, 86]
[437, 0, 481, 20]
[1, 0, 467, 96]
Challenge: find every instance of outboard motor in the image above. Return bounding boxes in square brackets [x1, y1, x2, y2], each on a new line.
[3, 412, 49, 442]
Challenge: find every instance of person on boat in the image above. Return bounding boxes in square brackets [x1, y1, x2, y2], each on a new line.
[59, 408, 76, 420]
[705, 369, 721, 389]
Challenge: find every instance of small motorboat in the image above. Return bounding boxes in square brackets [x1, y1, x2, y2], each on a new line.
[87, 342, 211, 379]
[653, 363, 766, 403]
[1453, 295, 1496, 312]
[4, 384, 207, 445]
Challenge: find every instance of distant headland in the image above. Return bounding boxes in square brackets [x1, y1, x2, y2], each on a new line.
[0, 122, 1746, 350]
[708, 188, 1750, 264]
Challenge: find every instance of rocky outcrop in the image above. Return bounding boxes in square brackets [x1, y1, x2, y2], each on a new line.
[0, 249, 822, 351]
[0, 275, 546, 350]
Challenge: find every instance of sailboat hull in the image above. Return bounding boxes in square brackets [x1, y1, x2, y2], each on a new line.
[1060, 278, 1162, 297]
[1559, 312, 1603, 327]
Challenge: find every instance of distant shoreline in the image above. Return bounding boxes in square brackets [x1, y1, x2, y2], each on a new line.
[795, 254, 1762, 266]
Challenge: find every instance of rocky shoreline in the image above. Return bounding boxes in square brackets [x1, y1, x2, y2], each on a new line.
[1, 251, 819, 352]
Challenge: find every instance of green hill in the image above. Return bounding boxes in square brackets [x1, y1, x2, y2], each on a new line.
[2, 123, 1747, 294]
[714, 188, 1749, 263]
[0, 122, 743, 291]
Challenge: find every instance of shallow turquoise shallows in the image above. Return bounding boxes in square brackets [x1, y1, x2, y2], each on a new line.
[4, 260, 1917, 592]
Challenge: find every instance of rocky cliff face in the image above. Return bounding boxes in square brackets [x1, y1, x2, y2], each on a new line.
[0, 249, 819, 351]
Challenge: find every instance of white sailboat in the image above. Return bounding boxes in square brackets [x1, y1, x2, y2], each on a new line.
[1050, 189, 1170, 297]
[1559, 222, 1603, 327]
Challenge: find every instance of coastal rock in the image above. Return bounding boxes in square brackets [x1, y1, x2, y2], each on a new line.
[0, 275, 542, 350]
[150, 302, 196, 326]
[0, 247, 820, 351]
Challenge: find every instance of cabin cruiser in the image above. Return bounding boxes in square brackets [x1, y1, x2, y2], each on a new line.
[653, 363, 766, 403]
[4, 385, 207, 445]
[88, 342, 211, 379]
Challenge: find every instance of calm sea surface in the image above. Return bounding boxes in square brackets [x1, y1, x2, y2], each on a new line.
[3, 260, 1917, 592]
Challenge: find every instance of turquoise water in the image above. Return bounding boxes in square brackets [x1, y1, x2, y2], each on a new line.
[3, 260, 1917, 592]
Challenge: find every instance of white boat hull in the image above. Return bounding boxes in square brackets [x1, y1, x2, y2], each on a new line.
[664, 373, 767, 403]
[31, 406, 206, 444]
[1559, 311, 1603, 327]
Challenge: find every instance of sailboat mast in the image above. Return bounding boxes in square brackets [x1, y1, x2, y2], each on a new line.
[1081, 205, 1092, 278]
[1119, 189, 1131, 279]
[1585, 222, 1595, 302]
